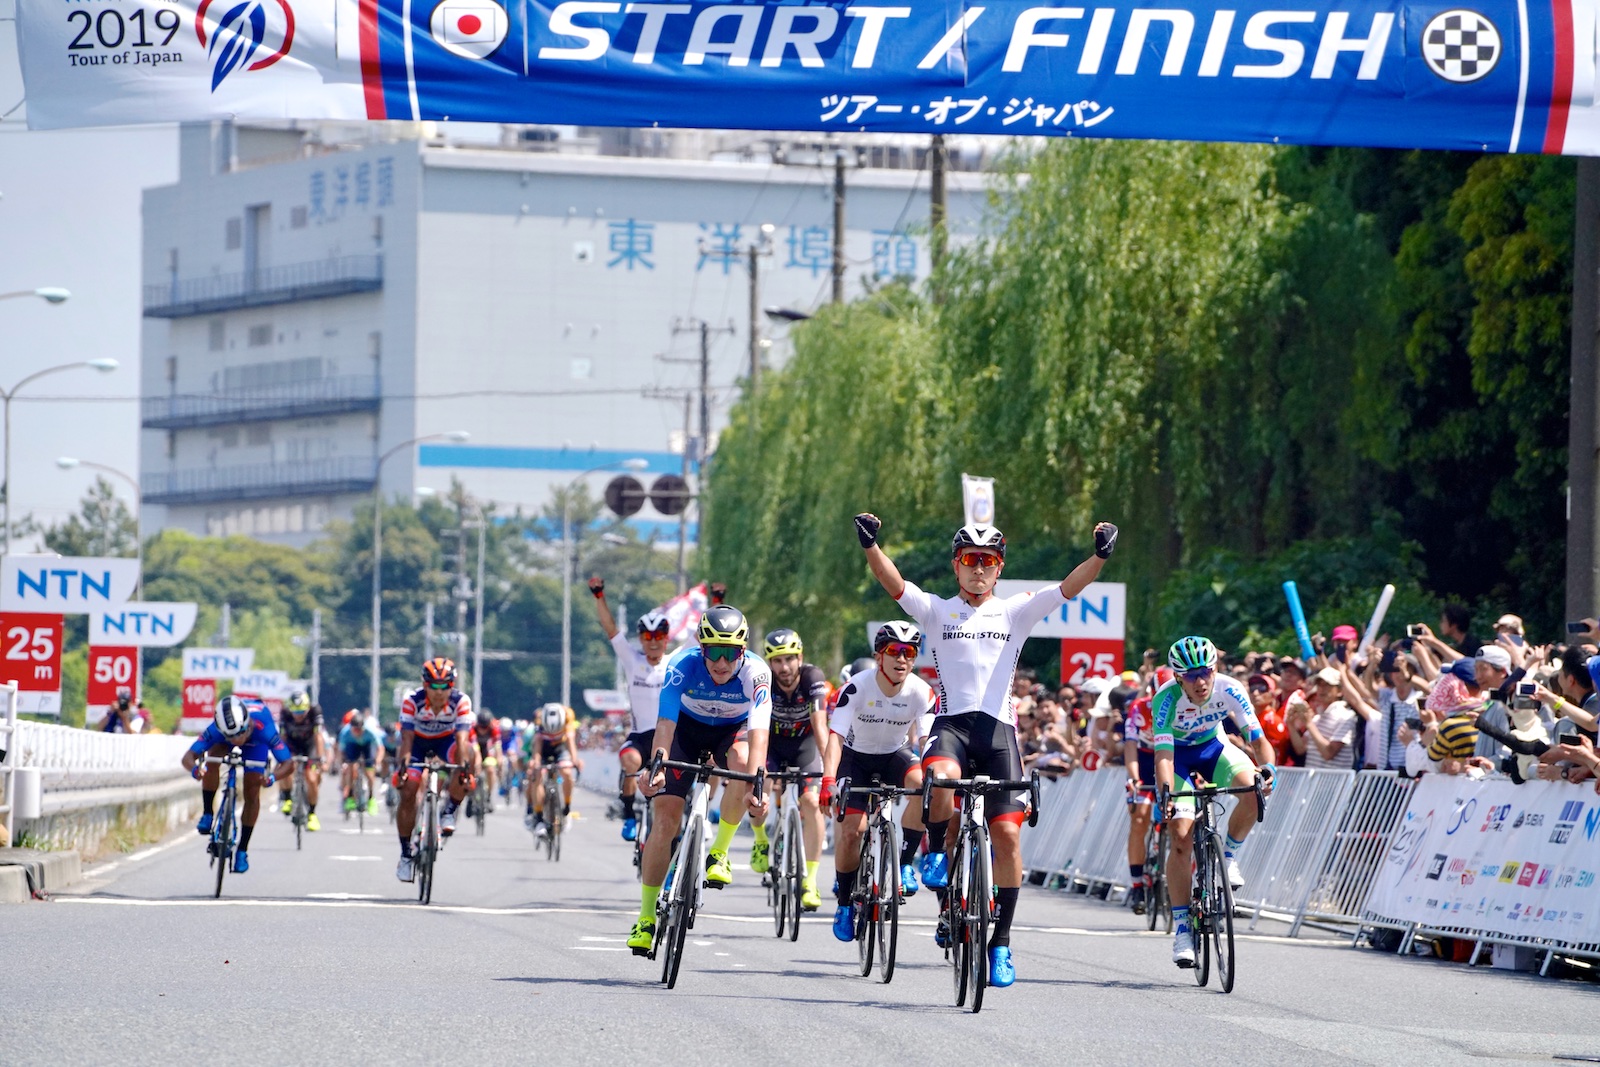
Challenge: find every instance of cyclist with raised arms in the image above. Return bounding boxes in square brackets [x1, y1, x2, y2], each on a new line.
[825, 620, 938, 941]
[754, 627, 830, 912]
[276, 690, 325, 831]
[857, 512, 1118, 989]
[588, 574, 671, 843]
[1153, 636, 1275, 968]
[527, 702, 577, 837]
[627, 605, 772, 955]
[182, 696, 297, 874]
[394, 657, 475, 883]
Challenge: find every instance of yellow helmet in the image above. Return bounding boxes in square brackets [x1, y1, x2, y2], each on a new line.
[763, 628, 803, 659]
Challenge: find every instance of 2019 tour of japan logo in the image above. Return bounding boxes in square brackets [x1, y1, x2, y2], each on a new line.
[1421, 9, 1501, 83]
[195, 0, 296, 90]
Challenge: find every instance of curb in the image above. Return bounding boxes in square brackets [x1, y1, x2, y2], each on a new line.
[0, 848, 84, 902]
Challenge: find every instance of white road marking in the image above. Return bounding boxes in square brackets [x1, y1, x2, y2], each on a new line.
[84, 833, 192, 877]
[328, 855, 384, 862]
[308, 892, 381, 900]
[714, 952, 730, 957]
[571, 946, 628, 952]
[579, 936, 615, 942]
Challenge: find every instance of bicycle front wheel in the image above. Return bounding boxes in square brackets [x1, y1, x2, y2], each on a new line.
[662, 820, 700, 988]
[949, 835, 969, 1007]
[419, 793, 437, 905]
[1193, 834, 1213, 988]
[966, 827, 991, 1014]
[213, 792, 233, 898]
[293, 775, 305, 851]
[877, 820, 899, 984]
[1207, 833, 1237, 992]
[785, 809, 803, 942]
[1144, 821, 1161, 931]
[856, 831, 876, 976]
[769, 826, 785, 936]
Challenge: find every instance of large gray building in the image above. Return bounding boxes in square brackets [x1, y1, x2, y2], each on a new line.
[139, 122, 991, 546]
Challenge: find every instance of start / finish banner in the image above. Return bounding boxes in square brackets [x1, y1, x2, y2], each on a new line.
[15, 0, 1600, 154]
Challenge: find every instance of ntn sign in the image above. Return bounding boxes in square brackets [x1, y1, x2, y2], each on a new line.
[0, 555, 139, 613]
[90, 603, 197, 647]
[182, 647, 255, 679]
[993, 580, 1126, 639]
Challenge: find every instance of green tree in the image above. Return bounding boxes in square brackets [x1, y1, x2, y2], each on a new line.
[39, 476, 138, 557]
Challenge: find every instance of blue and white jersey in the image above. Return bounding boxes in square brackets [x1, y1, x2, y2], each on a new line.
[657, 646, 773, 731]
[187, 703, 292, 765]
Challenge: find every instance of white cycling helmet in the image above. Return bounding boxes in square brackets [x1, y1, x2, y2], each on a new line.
[499, 716, 513, 731]
[637, 609, 671, 636]
[873, 620, 922, 653]
[540, 702, 568, 735]
[952, 523, 1006, 559]
[365, 715, 382, 735]
[214, 695, 252, 738]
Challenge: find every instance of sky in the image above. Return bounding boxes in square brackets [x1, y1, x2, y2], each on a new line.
[0, 8, 176, 543]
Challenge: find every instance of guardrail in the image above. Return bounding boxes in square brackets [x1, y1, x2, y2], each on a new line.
[142, 375, 382, 430]
[14, 720, 192, 792]
[1023, 766, 1415, 936]
[0, 684, 18, 841]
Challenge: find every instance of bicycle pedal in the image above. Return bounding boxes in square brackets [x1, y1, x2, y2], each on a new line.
[703, 880, 725, 890]
[1175, 958, 1195, 969]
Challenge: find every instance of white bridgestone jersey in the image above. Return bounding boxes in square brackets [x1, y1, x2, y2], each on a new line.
[894, 579, 1066, 728]
[829, 667, 938, 756]
[609, 632, 667, 734]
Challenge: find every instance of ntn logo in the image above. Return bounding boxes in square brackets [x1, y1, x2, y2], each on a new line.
[14, 567, 117, 601]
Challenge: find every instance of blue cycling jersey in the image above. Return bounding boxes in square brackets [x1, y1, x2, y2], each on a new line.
[657, 646, 773, 730]
[338, 723, 381, 753]
[187, 704, 292, 766]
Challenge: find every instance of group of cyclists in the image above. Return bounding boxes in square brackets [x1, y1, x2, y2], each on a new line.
[179, 507, 1294, 992]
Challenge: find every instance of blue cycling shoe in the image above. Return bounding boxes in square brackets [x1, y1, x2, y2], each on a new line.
[233, 850, 250, 874]
[708, 808, 721, 825]
[621, 817, 638, 842]
[196, 813, 214, 835]
[832, 904, 856, 942]
[934, 916, 950, 948]
[988, 946, 1015, 987]
[900, 863, 920, 896]
[919, 851, 949, 889]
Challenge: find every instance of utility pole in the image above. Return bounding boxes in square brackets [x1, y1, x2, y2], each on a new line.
[664, 318, 734, 591]
[309, 609, 322, 705]
[833, 151, 847, 304]
[930, 134, 948, 284]
[469, 516, 486, 710]
[1568, 157, 1600, 620]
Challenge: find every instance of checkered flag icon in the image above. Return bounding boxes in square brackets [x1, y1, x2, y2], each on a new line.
[1425, 12, 1499, 80]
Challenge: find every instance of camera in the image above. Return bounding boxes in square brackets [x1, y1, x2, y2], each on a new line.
[1567, 621, 1589, 634]
[1406, 624, 1425, 638]
[1403, 717, 1424, 732]
[1517, 682, 1538, 697]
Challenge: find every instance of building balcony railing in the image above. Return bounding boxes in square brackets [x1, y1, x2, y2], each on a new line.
[143, 456, 377, 506]
[143, 255, 383, 317]
[142, 375, 382, 429]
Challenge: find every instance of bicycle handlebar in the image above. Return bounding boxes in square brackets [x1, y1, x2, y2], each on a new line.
[921, 770, 1043, 828]
[832, 775, 917, 821]
[649, 752, 766, 790]
[1159, 774, 1269, 824]
[765, 768, 824, 783]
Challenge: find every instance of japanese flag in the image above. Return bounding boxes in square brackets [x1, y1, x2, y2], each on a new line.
[429, 0, 507, 59]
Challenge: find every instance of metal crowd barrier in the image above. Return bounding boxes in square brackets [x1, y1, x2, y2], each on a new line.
[1022, 765, 1417, 936]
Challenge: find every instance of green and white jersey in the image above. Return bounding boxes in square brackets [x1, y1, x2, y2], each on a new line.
[1150, 675, 1263, 752]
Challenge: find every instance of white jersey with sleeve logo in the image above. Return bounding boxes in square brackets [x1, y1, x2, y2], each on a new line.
[400, 688, 473, 740]
[894, 579, 1067, 727]
[609, 632, 667, 734]
[1150, 675, 1264, 752]
[829, 667, 938, 755]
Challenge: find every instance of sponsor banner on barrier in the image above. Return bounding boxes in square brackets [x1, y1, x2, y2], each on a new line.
[1365, 775, 1600, 945]
[15, 0, 1600, 155]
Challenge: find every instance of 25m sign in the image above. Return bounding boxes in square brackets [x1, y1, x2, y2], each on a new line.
[0, 612, 64, 715]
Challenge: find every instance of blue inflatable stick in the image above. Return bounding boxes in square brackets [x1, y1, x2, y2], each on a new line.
[1283, 581, 1315, 661]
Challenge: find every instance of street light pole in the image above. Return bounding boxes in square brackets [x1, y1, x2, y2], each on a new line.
[2, 357, 116, 557]
[561, 458, 648, 709]
[369, 430, 469, 717]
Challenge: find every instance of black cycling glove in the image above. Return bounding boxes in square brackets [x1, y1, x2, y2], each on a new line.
[1094, 522, 1119, 559]
[855, 513, 881, 550]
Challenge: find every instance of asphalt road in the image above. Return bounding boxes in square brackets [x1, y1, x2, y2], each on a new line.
[3, 786, 1597, 1067]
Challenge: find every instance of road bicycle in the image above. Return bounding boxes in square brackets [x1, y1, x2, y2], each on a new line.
[472, 764, 492, 837]
[201, 748, 256, 898]
[1161, 775, 1266, 994]
[539, 764, 566, 861]
[289, 756, 311, 850]
[922, 769, 1041, 1014]
[648, 753, 764, 990]
[409, 755, 461, 905]
[1130, 783, 1171, 933]
[835, 776, 915, 983]
[625, 769, 654, 882]
[763, 766, 821, 941]
[349, 762, 371, 833]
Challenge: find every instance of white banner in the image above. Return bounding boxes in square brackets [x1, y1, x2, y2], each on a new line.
[233, 669, 289, 698]
[1364, 775, 1600, 945]
[659, 582, 709, 646]
[16, 0, 365, 130]
[89, 602, 198, 647]
[583, 688, 629, 713]
[182, 647, 255, 679]
[961, 473, 996, 527]
[1, 555, 139, 613]
[993, 580, 1126, 640]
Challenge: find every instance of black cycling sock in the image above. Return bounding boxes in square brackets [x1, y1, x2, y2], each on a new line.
[836, 868, 857, 906]
[563, 804, 571, 816]
[1129, 862, 1144, 882]
[925, 820, 948, 854]
[399, 834, 412, 858]
[620, 793, 637, 818]
[990, 887, 1020, 949]
[202, 790, 216, 816]
[239, 825, 254, 851]
[308, 804, 316, 815]
[900, 835, 921, 868]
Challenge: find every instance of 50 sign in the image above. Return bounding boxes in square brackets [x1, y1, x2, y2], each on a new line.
[87, 646, 139, 709]
[0, 612, 64, 715]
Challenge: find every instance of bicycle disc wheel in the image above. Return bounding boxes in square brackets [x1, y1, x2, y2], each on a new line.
[967, 833, 990, 1014]
[856, 836, 875, 976]
[785, 811, 803, 942]
[1209, 835, 1237, 992]
[878, 824, 899, 984]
